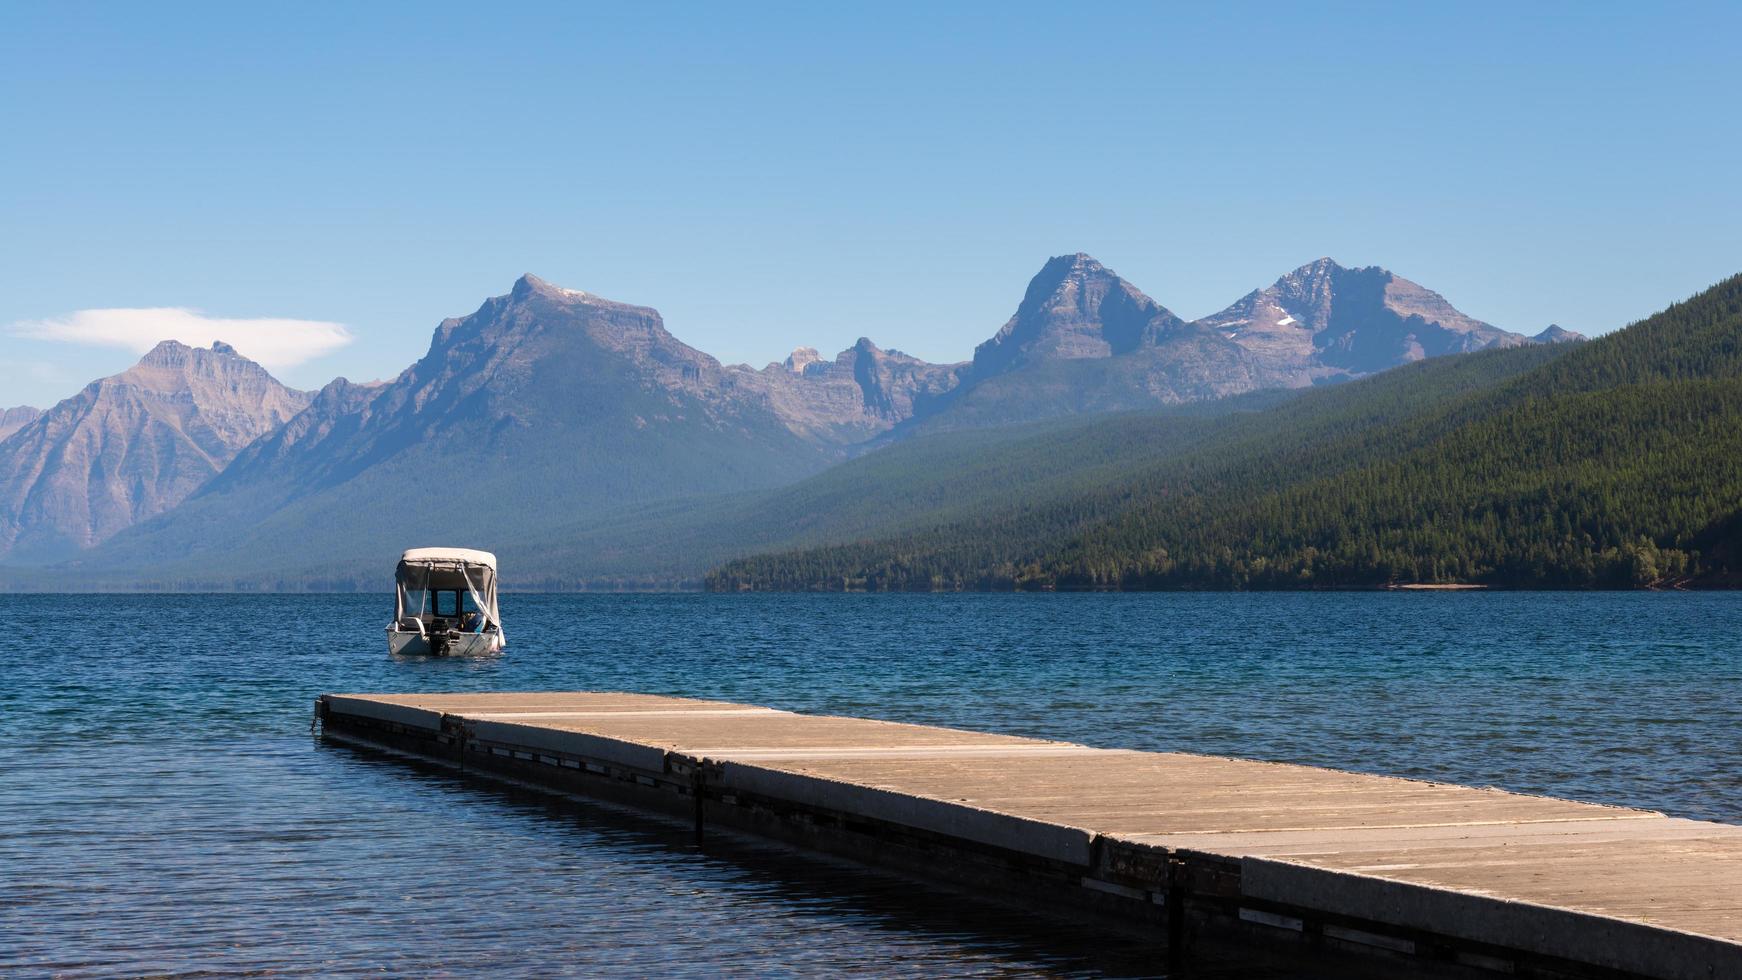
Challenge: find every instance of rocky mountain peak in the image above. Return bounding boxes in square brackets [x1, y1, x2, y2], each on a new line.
[1287, 258, 1373, 314]
[1020, 253, 1119, 305]
[313, 375, 388, 405]
[1286, 256, 1344, 283]
[511, 272, 553, 297]
[510, 272, 595, 305]
[1193, 257, 1535, 377]
[1534, 324, 1585, 344]
[139, 338, 197, 363]
[1057, 251, 1101, 274]
[137, 337, 250, 366]
[738, 335, 965, 445]
[0, 342, 313, 561]
[0, 406, 40, 443]
[784, 346, 824, 373]
[422, 274, 677, 379]
[124, 339, 285, 394]
[972, 253, 1186, 378]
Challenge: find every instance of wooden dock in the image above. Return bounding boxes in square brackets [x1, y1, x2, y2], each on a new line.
[316, 691, 1742, 979]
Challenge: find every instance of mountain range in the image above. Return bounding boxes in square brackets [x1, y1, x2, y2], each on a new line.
[899, 253, 1565, 433]
[1, 255, 1583, 585]
[711, 269, 1742, 591]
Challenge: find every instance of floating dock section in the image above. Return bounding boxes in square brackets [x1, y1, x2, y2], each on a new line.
[316, 691, 1741, 979]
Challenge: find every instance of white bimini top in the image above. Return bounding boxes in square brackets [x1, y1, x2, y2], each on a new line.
[399, 547, 497, 568]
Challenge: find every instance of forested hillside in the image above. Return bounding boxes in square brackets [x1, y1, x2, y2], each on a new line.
[501, 387, 1305, 588]
[708, 274, 1742, 591]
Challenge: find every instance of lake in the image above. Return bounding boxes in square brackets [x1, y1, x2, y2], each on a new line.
[4, 592, 1737, 976]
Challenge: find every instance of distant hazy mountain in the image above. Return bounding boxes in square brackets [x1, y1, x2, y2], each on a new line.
[747, 339, 965, 444]
[0, 406, 40, 442]
[0, 341, 310, 562]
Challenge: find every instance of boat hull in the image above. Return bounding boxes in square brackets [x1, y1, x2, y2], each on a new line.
[386, 629, 503, 657]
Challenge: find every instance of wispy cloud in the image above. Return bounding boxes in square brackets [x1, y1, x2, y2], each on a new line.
[11, 308, 352, 370]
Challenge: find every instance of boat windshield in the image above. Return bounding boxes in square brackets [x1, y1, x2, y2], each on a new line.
[401, 589, 479, 618]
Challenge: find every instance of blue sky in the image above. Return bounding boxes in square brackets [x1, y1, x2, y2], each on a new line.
[3, 2, 1739, 407]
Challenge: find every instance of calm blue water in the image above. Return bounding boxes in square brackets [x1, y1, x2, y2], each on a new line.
[3, 592, 1738, 977]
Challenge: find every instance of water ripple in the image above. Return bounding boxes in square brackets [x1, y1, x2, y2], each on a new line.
[2, 592, 1738, 976]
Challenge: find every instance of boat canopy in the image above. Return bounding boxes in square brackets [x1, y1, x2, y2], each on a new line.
[400, 546, 497, 567]
[394, 547, 502, 639]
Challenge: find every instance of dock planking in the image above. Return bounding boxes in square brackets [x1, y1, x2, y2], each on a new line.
[317, 691, 1741, 979]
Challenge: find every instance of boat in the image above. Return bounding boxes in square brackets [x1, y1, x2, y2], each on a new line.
[387, 547, 506, 656]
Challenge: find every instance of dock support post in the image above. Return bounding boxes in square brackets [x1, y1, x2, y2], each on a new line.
[440, 714, 471, 771]
[691, 767, 705, 844]
[1165, 855, 1187, 974]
